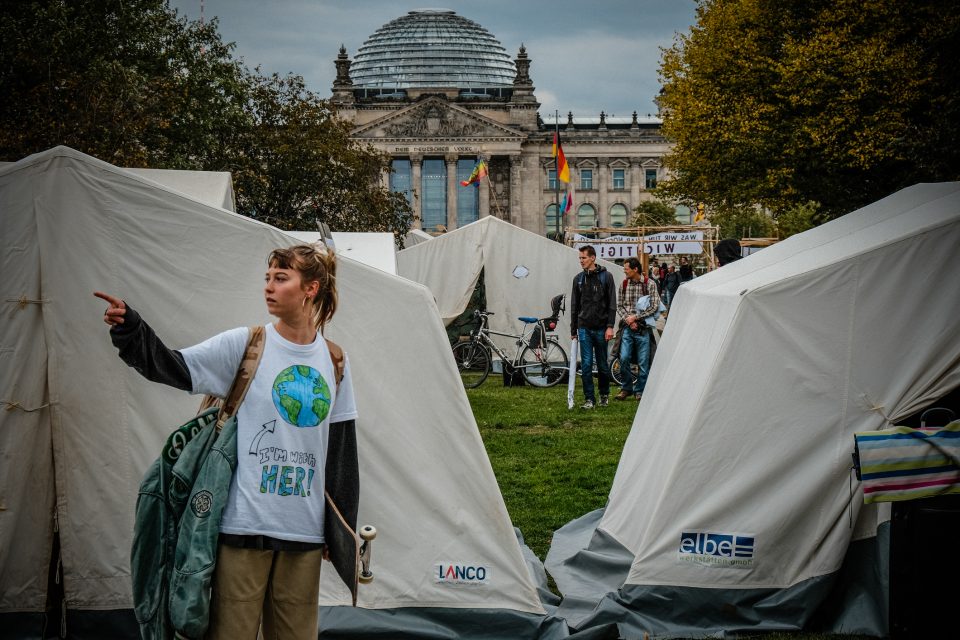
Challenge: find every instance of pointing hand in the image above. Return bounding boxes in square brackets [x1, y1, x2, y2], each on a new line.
[93, 291, 127, 326]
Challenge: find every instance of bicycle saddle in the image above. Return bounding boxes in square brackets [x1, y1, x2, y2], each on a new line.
[518, 316, 538, 324]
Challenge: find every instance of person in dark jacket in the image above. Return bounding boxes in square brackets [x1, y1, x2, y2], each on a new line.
[570, 245, 617, 409]
[663, 265, 682, 307]
[95, 244, 358, 640]
[679, 256, 695, 282]
[715, 238, 743, 267]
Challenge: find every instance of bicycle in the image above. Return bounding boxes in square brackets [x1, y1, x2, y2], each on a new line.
[452, 310, 569, 388]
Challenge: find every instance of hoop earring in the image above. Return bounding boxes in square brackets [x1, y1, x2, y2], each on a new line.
[302, 296, 309, 309]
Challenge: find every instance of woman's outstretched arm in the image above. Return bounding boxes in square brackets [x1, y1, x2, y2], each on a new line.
[94, 291, 192, 391]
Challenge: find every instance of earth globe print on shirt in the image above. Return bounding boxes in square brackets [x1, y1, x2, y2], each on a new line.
[272, 365, 332, 427]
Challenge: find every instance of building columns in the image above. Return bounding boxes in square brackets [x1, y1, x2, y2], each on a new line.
[630, 157, 642, 206]
[478, 154, 491, 218]
[445, 154, 459, 231]
[410, 154, 423, 230]
[509, 154, 522, 226]
[597, 158, 610, 231]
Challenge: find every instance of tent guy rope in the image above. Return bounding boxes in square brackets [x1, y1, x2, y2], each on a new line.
[3, 400, 55, 412]
[6, 295, 50, 309]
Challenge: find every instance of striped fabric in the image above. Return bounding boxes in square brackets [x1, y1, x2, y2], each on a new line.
[855, 421, 960, 503]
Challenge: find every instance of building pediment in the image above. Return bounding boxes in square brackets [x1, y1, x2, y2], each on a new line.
[351, 97, 525, 141]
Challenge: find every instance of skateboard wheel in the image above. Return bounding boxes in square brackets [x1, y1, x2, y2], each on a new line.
[359, 525, 377, 541]
[359, 572, 374, 584]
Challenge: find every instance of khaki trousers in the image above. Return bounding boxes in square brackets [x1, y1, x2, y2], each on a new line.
[206, 544, 323, 640]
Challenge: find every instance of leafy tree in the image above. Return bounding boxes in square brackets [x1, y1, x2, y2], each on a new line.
[658, 0, 960, 221]
[0, 1, 249, 167]
[232, 72, 413, 237]
[775, 201, 819, 239]
[707, 206, 775, 240]
[0, 1, 412, 238]
[630, 200, 677, 226]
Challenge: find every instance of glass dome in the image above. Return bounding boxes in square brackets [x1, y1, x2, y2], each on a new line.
[350, 10, 516, 89]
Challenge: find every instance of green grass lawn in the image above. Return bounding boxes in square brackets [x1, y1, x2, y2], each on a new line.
[467, 378, 635, 559]
[466, 379, 872, 640]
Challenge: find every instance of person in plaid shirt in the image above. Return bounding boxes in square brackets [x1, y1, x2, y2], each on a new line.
[615, 256, 659, 400]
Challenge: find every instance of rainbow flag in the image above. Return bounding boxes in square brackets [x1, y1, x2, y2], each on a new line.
[460, 159, 488, 187]
[552, 132, 570, 183]
[854, 421, 960, 503]
[560, 190, 573, 213]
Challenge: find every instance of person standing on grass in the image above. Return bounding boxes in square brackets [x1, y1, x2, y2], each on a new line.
[570, 245, 617, 410]
[95, 244, 358, 640]
[615, 256, 659, 401]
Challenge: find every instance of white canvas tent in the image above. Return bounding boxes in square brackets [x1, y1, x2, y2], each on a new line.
[546, 182, 960, 638]
[404, 228, 435, 247]
[397, 216, 623, 348]
[0, 147, 566, 639]
[287, 231, 398, 275]
[124, 167, 236, 211]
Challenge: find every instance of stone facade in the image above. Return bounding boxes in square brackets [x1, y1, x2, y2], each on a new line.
[332, 42, 672, 237]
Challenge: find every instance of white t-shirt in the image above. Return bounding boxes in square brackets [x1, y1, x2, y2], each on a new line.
[181, 323, 358, 543]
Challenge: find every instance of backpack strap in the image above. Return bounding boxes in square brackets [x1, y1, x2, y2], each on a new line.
[325, 338, 345, 387]
[580, 270, 613, 290]
[212, 325, 266, 431]
[621, 275, 649, 297]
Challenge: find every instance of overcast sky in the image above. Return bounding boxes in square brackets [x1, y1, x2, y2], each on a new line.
[169, 0, 698, 118]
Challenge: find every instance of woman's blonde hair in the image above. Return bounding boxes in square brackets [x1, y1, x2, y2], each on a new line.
[268, 244, 338, 331]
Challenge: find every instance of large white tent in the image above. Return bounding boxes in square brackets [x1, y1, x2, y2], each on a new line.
[547, 182, 960, 638]
[124, 167, 236, 211]
[397, 216, 623, 348]
[0, 147, 566, 639]
[403, 228, 435, 247]
[287, 230, 398, 276]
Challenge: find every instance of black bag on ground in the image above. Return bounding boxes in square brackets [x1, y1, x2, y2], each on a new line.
[502, 362, 525, 387]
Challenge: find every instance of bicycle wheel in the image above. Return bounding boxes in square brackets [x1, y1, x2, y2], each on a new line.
[518, 339, 569, 388]
[610, 355, 638, 388]
[452, 341, 491, 388]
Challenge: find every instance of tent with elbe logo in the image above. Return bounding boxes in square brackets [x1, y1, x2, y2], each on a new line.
[545, 182, 960, 638]
[0, 147, 568, 639]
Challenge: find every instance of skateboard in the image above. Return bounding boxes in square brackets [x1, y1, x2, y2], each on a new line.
[358, 525, 376, 583]
[324, 491, 376, 606]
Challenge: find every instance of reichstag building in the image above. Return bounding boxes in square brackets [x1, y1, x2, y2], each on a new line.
[330, 9, 671, 237]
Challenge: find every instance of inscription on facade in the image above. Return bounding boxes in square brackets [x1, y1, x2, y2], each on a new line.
[393, 146, 479, 154]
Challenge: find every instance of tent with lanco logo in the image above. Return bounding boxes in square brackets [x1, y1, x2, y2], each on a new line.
[0, 147, 566, 639]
